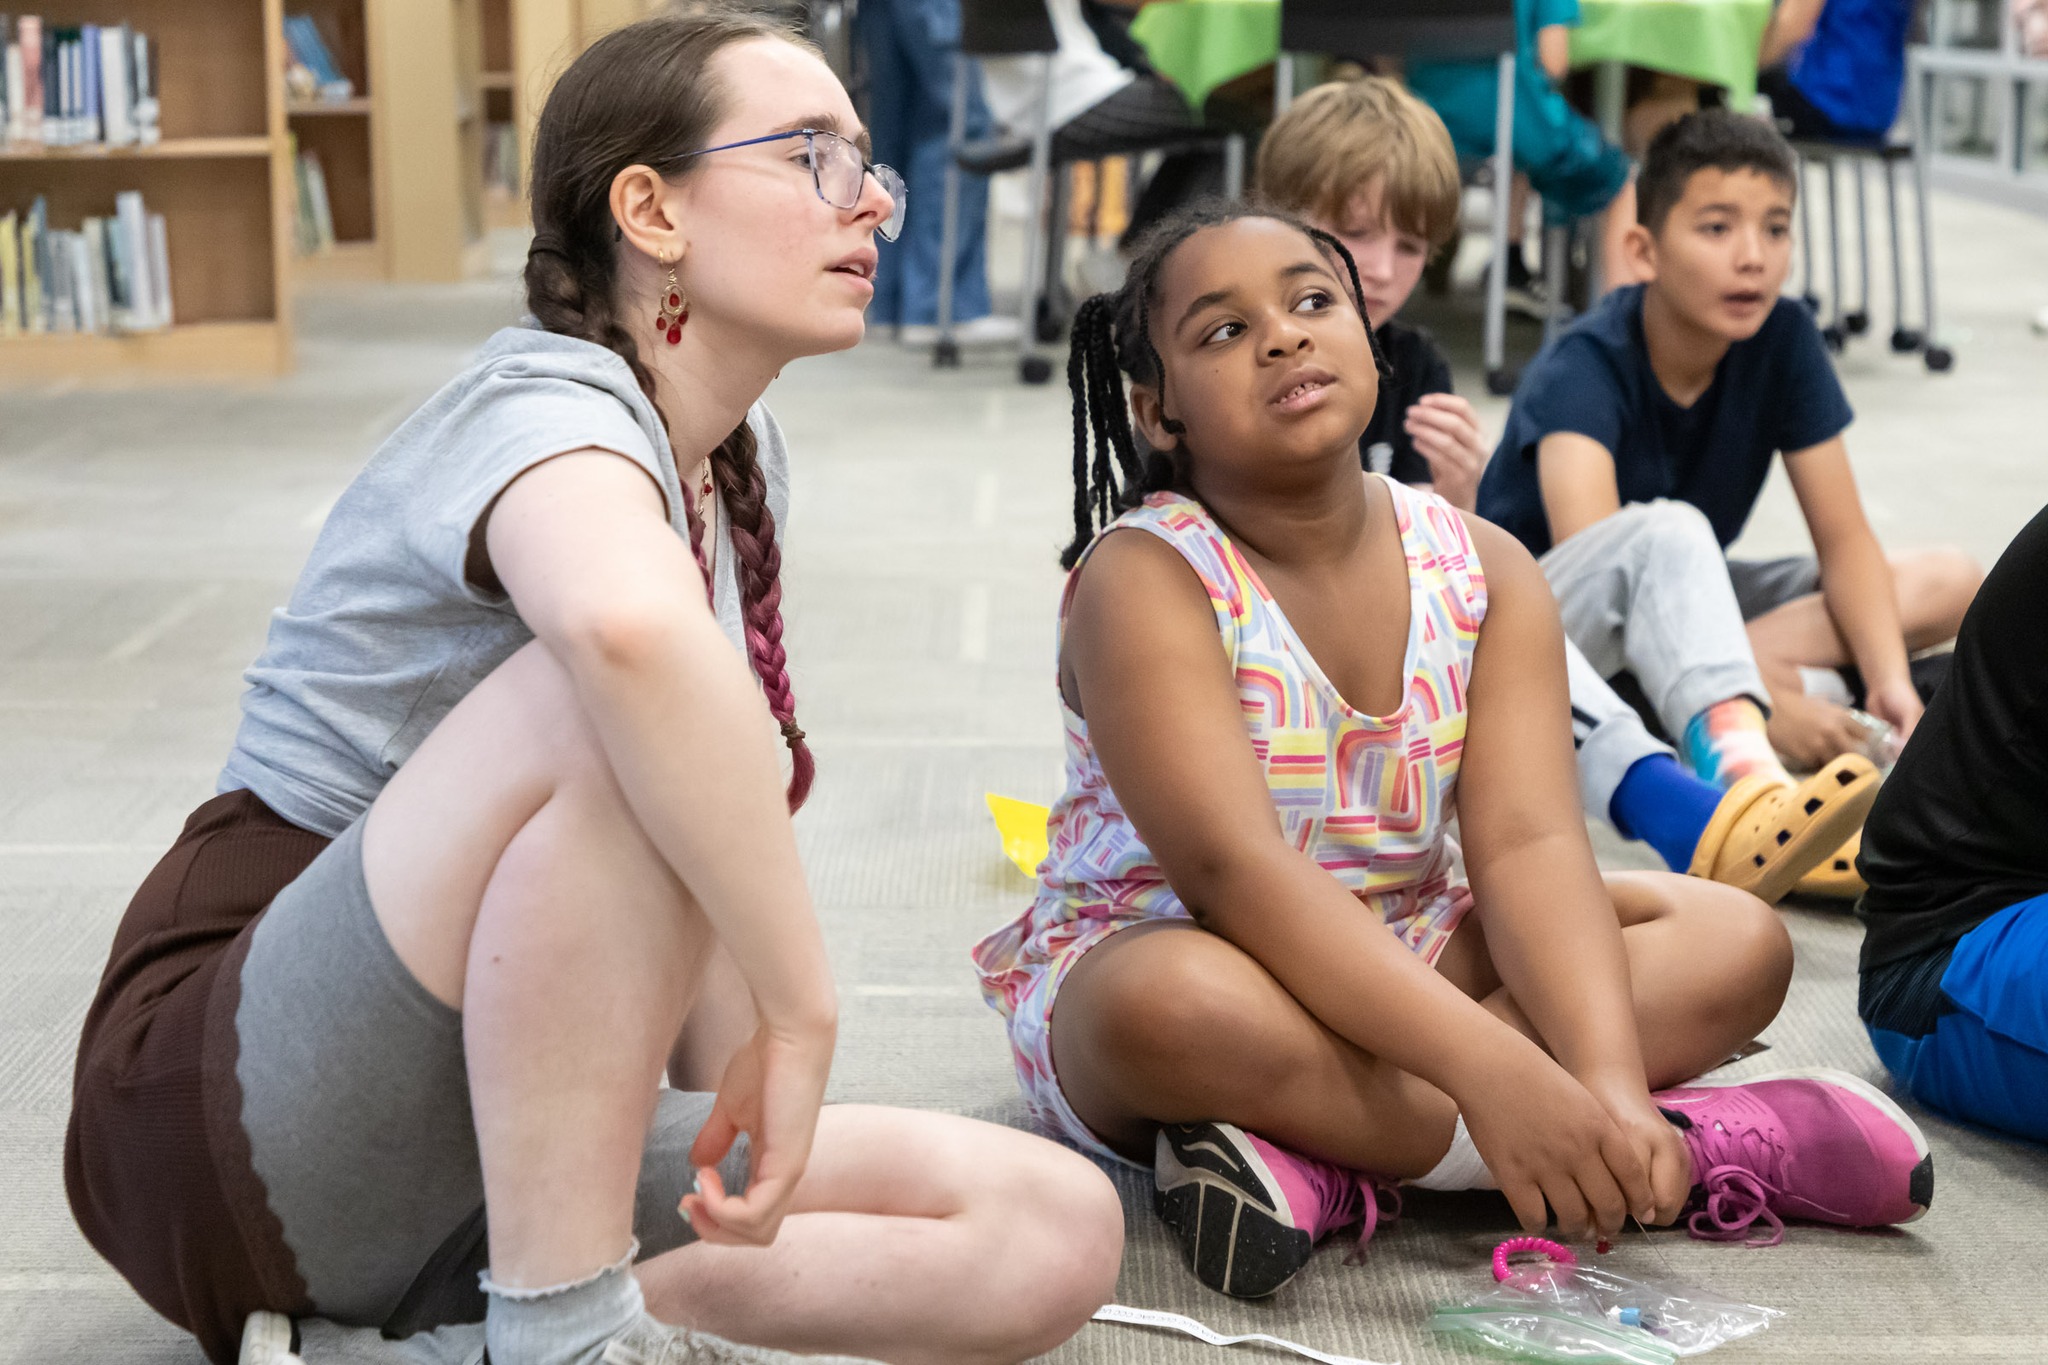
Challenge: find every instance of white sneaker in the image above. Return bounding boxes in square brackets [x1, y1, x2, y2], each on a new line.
[899, 315, 1022, 348]
[240, 1312, 303, 1365]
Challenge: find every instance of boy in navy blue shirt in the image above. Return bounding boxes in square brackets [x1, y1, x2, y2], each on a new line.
[1479, 110, 1980, 891]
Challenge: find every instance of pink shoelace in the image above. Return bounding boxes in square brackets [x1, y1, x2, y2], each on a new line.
[1296, 1158, 1404, 1262]
[1682, 1117, 1789, 1248]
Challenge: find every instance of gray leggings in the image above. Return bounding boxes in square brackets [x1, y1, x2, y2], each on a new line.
[234, 818, 749, 1337]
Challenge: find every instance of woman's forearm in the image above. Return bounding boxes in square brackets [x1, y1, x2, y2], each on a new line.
[562, 611, 837, 1034]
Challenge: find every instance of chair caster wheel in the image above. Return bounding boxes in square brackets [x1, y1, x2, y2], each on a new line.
[1924, 345, 1954, 372]
[1844, 310, 1870, 335]
[1822, 325, 1846, 353]
[1484, 367, 1517, 397]
[1890, 327, 1923, 353]
[1020, 354, 1054, 385]
[932, 338, 961, 369]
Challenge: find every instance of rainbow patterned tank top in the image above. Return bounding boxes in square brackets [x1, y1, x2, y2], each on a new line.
[973, 475, 1489, 1006]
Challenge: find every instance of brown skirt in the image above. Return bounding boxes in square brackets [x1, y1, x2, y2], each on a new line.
[65, 789, 330, 1365]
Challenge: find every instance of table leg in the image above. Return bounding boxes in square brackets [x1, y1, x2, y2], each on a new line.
[1484, 52, 1515, 393]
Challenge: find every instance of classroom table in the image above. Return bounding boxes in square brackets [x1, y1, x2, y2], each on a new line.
[1129, 0, 1775, 114]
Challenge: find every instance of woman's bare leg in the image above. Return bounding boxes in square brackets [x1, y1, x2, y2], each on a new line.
[357, 641, 1118, 1355]
[638, 1107, 1123, 1365]
[1049, 873, 1790, 1175]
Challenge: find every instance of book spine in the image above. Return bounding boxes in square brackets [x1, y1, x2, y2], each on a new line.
[0, 210, 19, 337]
[19, 14, 39, 146]
[83, 216, 111, 333]
[80, 22, 98, 144]
[98, 24, 130, 145]
[145, 212, 171, 327]
[132, 30, 156, 145]
[114, 188, 153, 330]
[21, 197, 44, 332]
[4, 39, 22, 147]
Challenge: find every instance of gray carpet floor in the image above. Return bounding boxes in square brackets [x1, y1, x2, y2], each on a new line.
[5, 181, 2048, 1364]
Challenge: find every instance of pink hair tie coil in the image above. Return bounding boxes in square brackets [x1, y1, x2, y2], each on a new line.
[1492, 1236, 1577, 1283]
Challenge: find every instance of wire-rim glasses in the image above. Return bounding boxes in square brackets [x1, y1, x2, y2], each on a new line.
[678, 128, 907, 242]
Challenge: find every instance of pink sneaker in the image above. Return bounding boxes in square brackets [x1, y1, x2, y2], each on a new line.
[1654, 1067, 1934, 1246]
[1154, 1121, 1398, 1297]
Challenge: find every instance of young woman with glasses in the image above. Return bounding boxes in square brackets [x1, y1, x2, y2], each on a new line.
[63, 14, 1121, 1365]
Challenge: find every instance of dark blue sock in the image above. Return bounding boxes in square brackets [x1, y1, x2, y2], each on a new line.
[1609, 753, 1725, 873]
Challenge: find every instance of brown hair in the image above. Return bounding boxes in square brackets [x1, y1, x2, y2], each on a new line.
[1255, 77, 1461, 248]
[524, 11, 815, 809]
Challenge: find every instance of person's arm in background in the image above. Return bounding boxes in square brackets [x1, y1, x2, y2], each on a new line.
[1760, 0, 1826, 68]
[1402, 340, 1489, 512]
[1537, 24, 1572, 83]
[1536, 432, 1625, 543]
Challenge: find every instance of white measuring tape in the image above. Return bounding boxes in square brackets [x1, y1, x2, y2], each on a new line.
[1092, 1304, 1399, 1365]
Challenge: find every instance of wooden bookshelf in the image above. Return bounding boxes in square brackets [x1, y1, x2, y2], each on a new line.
[285, 0, 383, 279]
[0, 0, 295, 382]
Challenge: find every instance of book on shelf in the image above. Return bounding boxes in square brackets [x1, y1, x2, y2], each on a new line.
[293, 147, 336, 255]
[1, 190, 171, 335]
[0, 16, 158, 150]
[283, 13, 354, 104]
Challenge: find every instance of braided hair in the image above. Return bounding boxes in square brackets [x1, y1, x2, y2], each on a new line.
[1060, 199, 1392, 570]
[523, 12, 814, 808]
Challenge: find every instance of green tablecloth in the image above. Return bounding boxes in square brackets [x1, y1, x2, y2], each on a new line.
[1129, 0, 1280, 113]
[1129, 0, 1774, 112]
[1572, 0, 1774, 107]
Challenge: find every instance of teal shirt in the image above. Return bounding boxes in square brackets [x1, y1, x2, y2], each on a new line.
[1405, 0, 1583, 161]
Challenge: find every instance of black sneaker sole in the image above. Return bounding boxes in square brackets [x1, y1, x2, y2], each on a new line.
[1154, 1123, 1313, 1299]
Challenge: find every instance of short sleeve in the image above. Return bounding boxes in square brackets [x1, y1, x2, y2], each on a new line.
[409, 369, 670, 605]
[1770, 306, 1856, 455]
[1504, 334, 1628, 466]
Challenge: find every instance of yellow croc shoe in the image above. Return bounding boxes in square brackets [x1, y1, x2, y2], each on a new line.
[1793, 829, 1868, 900]
[1689, 755, 1881, 904]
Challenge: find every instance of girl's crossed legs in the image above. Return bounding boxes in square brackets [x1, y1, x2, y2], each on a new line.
[306, 640, 1124, 1365]
[1047, 872, 1792, 1181]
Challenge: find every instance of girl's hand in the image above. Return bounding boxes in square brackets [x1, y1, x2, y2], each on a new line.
[681, 1018, 835, 1245]
[1579, 1072, 1695, 1227]
[1453, 1047, 1654, 1242]
[1404, 394, 1488, 512]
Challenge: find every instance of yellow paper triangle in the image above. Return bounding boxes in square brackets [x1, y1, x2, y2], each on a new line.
[984, 793, 1051, 878]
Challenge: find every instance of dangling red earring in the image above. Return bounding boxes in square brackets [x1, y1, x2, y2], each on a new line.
[655, 253, 687, 345]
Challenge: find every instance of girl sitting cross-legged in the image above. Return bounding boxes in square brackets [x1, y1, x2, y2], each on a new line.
[972, 200, 1934, 1299]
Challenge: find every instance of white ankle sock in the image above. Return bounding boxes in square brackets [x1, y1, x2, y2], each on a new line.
[1409, 1116, 1498, 1191]
[482, 1242, 642, 1365]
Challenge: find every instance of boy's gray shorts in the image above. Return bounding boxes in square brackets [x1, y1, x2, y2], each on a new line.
[1727, 554, 1822, 622]
[233, 817, 749, 1338]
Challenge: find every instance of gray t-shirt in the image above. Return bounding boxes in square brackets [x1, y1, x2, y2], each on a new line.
[220, 325, 791, 837]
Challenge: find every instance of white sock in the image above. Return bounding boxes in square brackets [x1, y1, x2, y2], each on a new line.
[1409, 1116, 1498, 1191]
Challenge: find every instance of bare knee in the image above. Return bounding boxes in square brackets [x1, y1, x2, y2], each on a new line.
[967, 1139, 1124, 1362]
[1895, 546, 1982, 642]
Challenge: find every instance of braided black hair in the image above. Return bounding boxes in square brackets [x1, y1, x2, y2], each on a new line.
[1059, 198, 1393, 569]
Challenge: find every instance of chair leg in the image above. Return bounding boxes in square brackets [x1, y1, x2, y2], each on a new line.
[1484, 51, 1515, 396]
[1884, 154, 1918, 352]
[1846, 156, 1871, 335]
[1910, 76, 1951, 371]
[1039, 164, 1073, 343]
[1223, 133, 1246, 200]
[1542, 220, 1569, 347]
[1017, 55, 1056, 385]
[1822, 155, 1845, 352]
[1274, 53, 1296, 119]
[1798, 151, 1819, 314]
[933, 52, 969, 368]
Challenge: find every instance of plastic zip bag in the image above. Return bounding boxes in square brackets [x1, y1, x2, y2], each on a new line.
[1430, 1238, 1779, 1361]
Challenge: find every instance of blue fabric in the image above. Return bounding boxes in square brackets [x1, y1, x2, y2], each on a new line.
[1476, 285, 1855, 556]
[1786, 0, 1916, 137]
[855, 0, 993, 326]
[1405, 0, 1629, 221]
[1867, 895, 2048, 1145]
[1608, 752, 1723, 873]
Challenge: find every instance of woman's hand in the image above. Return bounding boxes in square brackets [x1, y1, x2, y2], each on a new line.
[681, 1016, 836, 1245]
[1451, 1045, 1654, 1243]
[1578, 1071, 1694, 1227]
[1404, 393, 1488, 512]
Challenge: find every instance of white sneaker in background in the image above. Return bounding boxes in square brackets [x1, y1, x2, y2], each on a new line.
[240, 1312, 303, 1365]
[899, 315, 1022, 348]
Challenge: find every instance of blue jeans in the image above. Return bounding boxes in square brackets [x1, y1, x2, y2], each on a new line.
[1867, 895, 2048, 1145]
[855, 0, 993, 326]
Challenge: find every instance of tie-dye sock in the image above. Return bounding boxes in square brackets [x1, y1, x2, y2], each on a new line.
[1681, 697, 1792, 789]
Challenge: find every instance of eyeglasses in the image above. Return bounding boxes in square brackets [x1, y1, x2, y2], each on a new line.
[678, 128, 907, 242]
